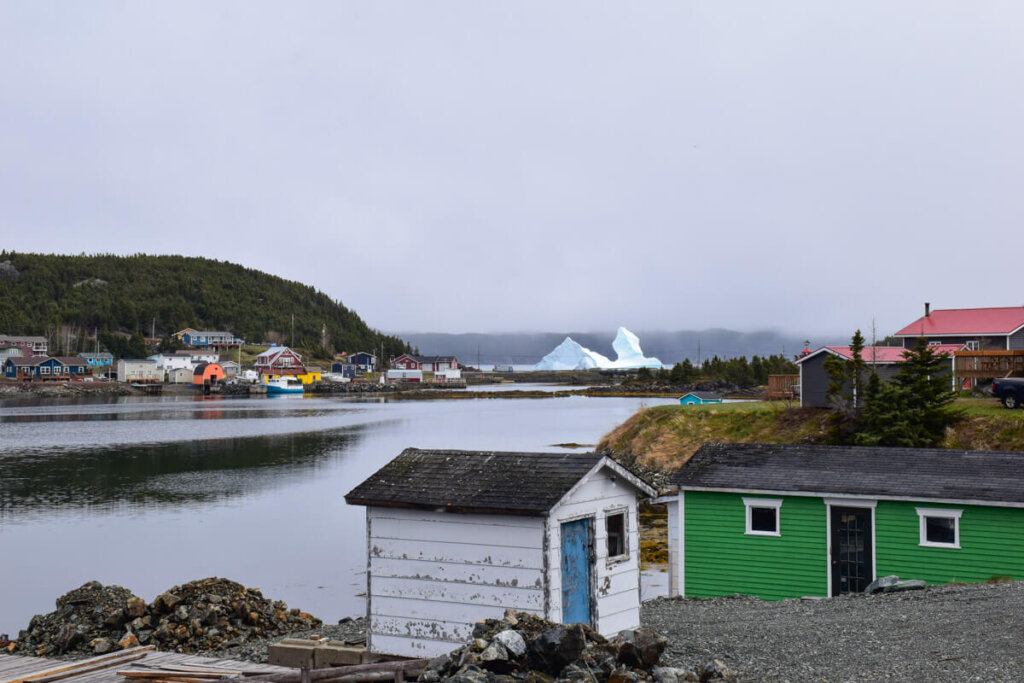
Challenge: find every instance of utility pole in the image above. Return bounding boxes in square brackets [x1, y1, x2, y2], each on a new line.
[291, 314, 295, 348]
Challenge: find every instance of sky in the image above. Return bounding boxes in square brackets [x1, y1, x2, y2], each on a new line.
[1, 2, 1022, 337]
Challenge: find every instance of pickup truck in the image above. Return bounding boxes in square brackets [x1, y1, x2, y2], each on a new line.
[992, 378, 1024, 409]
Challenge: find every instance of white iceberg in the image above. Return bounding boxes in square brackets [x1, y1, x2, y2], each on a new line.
[533, 327, 662, 370]
[533, 337, 612, 371]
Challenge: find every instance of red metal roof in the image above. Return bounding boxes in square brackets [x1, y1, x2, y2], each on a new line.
[895, 307, 1024, 337]
[800, 344, 963, 365]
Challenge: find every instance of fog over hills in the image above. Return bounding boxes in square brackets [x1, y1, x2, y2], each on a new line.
[396, 329, 849, 366]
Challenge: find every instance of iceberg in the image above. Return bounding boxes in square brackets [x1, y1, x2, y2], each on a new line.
[533, 337, 612, 371]
[533, 327, 662, 370]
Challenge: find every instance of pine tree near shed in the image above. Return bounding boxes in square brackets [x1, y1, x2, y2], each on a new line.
[824, 330, 866, 443]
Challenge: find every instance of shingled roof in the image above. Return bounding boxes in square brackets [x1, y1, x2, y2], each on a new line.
[670, 443, 1024, 505]
[345, 448, 650, 515]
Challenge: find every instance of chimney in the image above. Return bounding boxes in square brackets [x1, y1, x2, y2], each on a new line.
[925, 302, 931, 317]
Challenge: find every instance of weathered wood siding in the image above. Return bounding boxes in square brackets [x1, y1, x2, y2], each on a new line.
[546, 470, 643, 636]
[366, 507, 545, 657]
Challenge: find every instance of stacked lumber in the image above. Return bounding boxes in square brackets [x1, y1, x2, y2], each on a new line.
[0, 646, 154, 683]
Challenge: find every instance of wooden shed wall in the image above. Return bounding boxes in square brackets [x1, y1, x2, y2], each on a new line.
[366, 507, 546, 658]
[546, 470, 643, 637]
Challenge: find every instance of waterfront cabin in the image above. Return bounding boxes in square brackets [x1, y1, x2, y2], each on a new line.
[117, 358, 161, 383]
[330, 362, 357, 379]
[193, 362, 225, 386]
[4, 356, 66, 381]
[53, 357, 92, 378]
[657, 442, 1024, 600]
[220, 360, 240, 378]
[679, 391, 722, 405]
[168, 367, 193, 384]
[345, 448, 656, 658]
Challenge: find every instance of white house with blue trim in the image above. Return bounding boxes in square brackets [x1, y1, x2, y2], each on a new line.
[345, 448, 655, 657]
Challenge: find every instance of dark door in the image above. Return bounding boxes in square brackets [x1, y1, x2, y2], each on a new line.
[830, 506, 873, 596]
[560, 518, 594, 626]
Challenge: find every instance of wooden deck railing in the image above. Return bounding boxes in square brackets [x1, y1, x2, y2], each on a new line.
[954, 350, 1024, 379]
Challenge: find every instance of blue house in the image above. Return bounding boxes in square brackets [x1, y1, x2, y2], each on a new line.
[331, 362, 357, 379]
[349, 352, 377, 373]
[174, 329, 243, 348]
[679, 391, 723, 405]
[4, 356, 67, 380]
[78, 351, 114, 368]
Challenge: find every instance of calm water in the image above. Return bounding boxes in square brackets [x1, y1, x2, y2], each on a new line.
[0, 393, 674, 635]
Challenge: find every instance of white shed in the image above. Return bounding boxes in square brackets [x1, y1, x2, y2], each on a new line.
[345, 448, 656, 658]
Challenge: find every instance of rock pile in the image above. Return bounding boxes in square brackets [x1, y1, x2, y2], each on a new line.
[419, 611, 734, 683]
[16, 578, 321, 658]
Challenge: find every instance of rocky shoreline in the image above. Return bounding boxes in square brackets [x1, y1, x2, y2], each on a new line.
[0, 381, 136, 398]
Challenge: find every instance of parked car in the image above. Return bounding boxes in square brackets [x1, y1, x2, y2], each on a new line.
[992, 378, 1024, 409]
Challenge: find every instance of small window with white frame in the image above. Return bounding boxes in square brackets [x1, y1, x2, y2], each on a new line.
[965, 340, 980, 351]
[917, 507, 962, 548]
[605, 509, 628, 561]
[743, 497, 782, 536]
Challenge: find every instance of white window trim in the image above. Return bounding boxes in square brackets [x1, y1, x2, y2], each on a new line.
[916, 507, 962, 548]
[604, 506, 630, 565]
[743, 497, 782, 536]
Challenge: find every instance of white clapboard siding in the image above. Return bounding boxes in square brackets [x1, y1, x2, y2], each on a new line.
[546, 467, 644, 636]
[367, 507, 546, 657]
[371, 516, 543, 548]
[370, 538, 543, 568]
[371, 558, 544, 589]
[369, 634, 462, 659]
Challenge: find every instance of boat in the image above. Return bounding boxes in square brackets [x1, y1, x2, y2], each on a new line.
[266, 377, 305, 395]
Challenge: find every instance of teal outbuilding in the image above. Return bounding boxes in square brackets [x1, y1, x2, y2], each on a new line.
[679, 391, 723, 405]
[657, 443, 1024, 599]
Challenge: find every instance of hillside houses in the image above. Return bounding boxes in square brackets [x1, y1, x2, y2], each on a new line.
[173, 329, 244, 348]
[0, 335, 47, 356]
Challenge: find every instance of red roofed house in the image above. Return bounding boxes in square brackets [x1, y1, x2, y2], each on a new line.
[795, 344, 963, 408]
[894, 303, 1024, 351]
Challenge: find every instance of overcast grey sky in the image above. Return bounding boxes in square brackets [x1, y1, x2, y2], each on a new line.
[1, 2, 1022, 336]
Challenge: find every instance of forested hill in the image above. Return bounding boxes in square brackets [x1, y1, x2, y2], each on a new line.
[0, 253, 410, 358]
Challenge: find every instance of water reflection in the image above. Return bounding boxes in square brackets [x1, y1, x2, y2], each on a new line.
[0, 428, 363, 519]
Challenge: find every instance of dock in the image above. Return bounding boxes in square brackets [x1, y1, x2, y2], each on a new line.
[0, 648, 287, 683]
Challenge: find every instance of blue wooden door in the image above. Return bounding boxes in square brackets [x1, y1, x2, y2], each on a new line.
[560, 518, 593, 626]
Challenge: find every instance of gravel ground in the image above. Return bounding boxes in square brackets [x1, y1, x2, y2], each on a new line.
[642, 581, 1024, 683]
[211, 618, 368, 664]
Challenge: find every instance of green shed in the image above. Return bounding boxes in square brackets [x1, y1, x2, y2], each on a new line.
[657, 443, 1024, 599]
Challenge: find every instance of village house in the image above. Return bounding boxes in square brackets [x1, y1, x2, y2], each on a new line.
[657, 442, 1024, 600]
[390, 354, 458, 372]
[219, 360, 240, 378]
[894, 303, 1024, 351]
[345, 448, 655, 658]
[3, 356, 67, 381]
[168, 367, 194, 384]
[78, 351, 114, 369]
[795, 344, 963, 408]
[255, 346, 321, 384]
[0, 335, 47, 356]
[116, 358, 161, 383]
[149, 352, 196, 372]
[53, 357, 91, 378]
[347, 351, 377, 373]
[173, 329, 244, 348]
[0, 344, 24, 362]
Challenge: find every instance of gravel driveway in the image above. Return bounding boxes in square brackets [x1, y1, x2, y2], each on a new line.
[642, 581, 1024, 683]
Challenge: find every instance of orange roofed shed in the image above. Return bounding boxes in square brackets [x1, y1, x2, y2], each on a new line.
[192, 362, 225, 385]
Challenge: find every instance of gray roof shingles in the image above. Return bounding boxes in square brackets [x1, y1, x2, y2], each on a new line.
[345, 448, 605, 515]
[671, 442, 1024, 504]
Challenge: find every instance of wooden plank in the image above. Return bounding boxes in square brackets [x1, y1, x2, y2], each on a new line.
[369, 538, 543, 569]
[369, 516, 542, 549]
[0, 647, 154, 683]
[368, 557, 543, 589]
[372, 575, 543, 609]
[28, 653, 151, 683]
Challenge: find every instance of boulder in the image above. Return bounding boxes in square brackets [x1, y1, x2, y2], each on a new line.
[614, 629, 667, 669]
[864, 575, 899, 595]
[493, 630, 527, 658]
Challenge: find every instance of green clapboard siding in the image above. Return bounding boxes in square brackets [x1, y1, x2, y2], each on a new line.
[876, 501, 1024, 584]
[684, 491, 827, 599]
